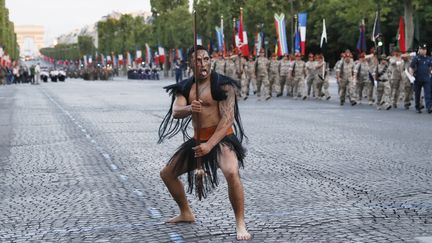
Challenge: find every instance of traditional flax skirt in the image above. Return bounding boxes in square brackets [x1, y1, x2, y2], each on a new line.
[168, 126, 246, 197]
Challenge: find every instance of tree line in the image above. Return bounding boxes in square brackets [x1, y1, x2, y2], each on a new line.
[0, 0, 19, 61]
[43, 0, 432, 65]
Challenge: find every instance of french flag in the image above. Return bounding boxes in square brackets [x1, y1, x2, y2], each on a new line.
[298, 12, 308, 55]
[158, 46, 166, 64]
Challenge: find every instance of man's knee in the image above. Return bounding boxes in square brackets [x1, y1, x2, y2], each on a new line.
[160, 166, 174, 181]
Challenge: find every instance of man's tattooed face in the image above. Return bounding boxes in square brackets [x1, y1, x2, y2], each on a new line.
[191, 50, 211, 80]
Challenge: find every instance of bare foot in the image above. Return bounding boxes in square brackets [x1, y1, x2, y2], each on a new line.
[236, 224, 251, 241]
[165, 211, 195, 223]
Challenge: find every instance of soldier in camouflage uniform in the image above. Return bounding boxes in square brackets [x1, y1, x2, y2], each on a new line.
[225, 52, 237, 81]
[388, 48, 404, 108]
[290, 52, 307, 100]
[213, 52, 226, 75]
[354, 53, 374, 105]
[278, 54, 291, 96]
[314, 54, 331, 100]
[234, 52, 247, 99]
[243, 55, 257, 100]
[255, 49, 271, 100]
[374, 55, 392, 110]
[305, 53, 317, 98]
[401, 54, 413, 109]
[334, 53, 345, 94]
[268, 54, 281, 97]
[336, 52, 357, 106]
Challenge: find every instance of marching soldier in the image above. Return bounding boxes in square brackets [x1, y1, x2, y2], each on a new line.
[290, 52, 307, 100]
[401, 53, 413, 109]
[225, 52, 237, 81]
[374, 55, 392, 110]
[315, 54, 331, 100]
[354, 52, 374, 105]
[336, 51, 357, 106]
[213, 52, 226, 75]
[334, 52, 345, 94]
[305, 53, 317, 98]
[268, 54, 281, 97]
[243, 55, 257, 100]
[234, 52, 247, 98]
[255, 48, 271, 100]
[278, 54, 291, 96]
[388, 47, 405, 108]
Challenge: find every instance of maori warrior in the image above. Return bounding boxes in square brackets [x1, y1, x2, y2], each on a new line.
[158, 43, 251, 240]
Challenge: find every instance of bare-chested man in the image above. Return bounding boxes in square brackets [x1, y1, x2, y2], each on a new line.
[158, 45, 251, 241]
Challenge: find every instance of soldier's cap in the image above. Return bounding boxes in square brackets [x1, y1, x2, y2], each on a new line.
[340, 53, 345, 57]
[419, 43, 427, 49]
[295, 52, 301, 57]
[359, 52, 366, 58]
[308, 53, 314, 57]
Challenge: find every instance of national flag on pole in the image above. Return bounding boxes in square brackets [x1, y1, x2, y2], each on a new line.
[158, 46, 166, 64]
[397, 16, 406, 53]
[356, 19, 367, 53]
[101, 54, 105, 66]
[298, 12, 308, 55]
[320, 19, 327, 52]
[371, 11, 382, 43]
[238, 8, 250, 57]
[83, 55, 87, 66]
[294, 18, 301, 54]
[136, 50, 142, 64]
[274, 13, 289, 56]
[106, 55, 112, 64]
[118, 54, 124, 65]
[126, 52, 132, 66]
[216, 26, 224, 52]
[254, 32, 264, 56]
[176, 48, 184, 61]
[145, 44, 151, 64]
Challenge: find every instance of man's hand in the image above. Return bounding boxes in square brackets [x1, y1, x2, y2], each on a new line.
[192, 143, 212, 157]
[191, 100, 203, 113]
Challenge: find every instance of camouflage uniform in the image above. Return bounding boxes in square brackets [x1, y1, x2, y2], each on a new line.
[374, 61, 392, 110]
[305, 59, 317, 98]
[290, 58, 307, 99]
[224, 57, 237, 80]
[354, 60, 373, 104]
[268, 58, 281, 96]
[388, 55, 404, 107]
[244, 59, 257, 97]
[234, 55, 247, 98]
[255, 56, 270, 99]
[213, 57, 226, 75]
[336, 58, 356, 105]
[401, 56, 413, 109]
[315, 60, 330, 99]
[279, 58, 291, 96]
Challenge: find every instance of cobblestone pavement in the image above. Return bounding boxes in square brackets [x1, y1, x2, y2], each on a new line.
[1, 77, 431, 242]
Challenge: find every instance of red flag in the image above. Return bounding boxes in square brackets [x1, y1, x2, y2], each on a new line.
[239, 8, 249, 57]
[398, 16, 406, 53]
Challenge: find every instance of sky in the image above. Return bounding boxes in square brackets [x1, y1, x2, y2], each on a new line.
[6, 0, 152, 46]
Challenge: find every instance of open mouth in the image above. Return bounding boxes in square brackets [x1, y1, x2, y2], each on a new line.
[200, 69, 208, 76]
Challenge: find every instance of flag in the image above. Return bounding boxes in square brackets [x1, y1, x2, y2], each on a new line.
[274, 13, 289, 56]
[397, 16, 406, 53]
[371, 11, 382, 43]
[118, 54, 124, 65]
[294, 17, 301, 54]
[238, 8, 250, 57]
[197, 35, 203, 46]
[158, 46, 166, 64]
[135, 50, 142, 64]
[126, 52, 132, 66]
[176, 48, 184, 61]
[101, 54, 105, 66]
[298, 12, 308, 55]
[83, 55, 87, 66]
[356, 19, 367, 53]
[106, 55, 112, 64]
[254, 32, 264, 56]
[145, 44, 151, 64]
[320, 19, 327, 51]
